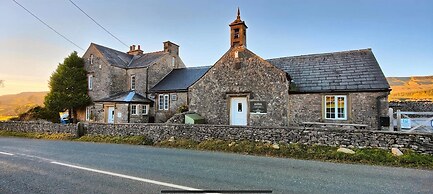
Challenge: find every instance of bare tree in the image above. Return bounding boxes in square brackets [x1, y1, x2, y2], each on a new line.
[0, 80, 4, 88]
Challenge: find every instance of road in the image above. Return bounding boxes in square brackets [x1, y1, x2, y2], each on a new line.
[0, 137, 432, 194]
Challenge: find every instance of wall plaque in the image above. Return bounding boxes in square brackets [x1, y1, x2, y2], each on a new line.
[250, 101, 267, 114]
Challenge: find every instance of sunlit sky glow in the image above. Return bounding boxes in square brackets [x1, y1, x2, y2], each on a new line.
[1, 0, 432, 95]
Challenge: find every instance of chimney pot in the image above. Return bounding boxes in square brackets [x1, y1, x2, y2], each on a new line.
[138, 45, 140, 50]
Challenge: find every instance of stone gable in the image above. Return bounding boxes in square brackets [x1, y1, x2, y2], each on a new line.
[189, 47, 290, 126]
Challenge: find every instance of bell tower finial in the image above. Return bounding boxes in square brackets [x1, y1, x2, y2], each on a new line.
[229, 8, 248, 48]
[237, 7, 240, 20]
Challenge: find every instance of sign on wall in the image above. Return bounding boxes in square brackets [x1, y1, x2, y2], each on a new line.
[250, 101, 267, 114]
[401, 118, 411, 129]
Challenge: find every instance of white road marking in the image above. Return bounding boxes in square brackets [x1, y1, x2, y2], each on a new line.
[0, 151, 14, 156]
[51, 161, 201, 191]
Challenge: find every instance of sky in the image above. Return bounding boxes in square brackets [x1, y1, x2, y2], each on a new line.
[0, 0, 432, 95]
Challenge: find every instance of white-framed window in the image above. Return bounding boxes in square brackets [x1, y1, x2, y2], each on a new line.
[90, 54, 94, 64]
[85, 106, 91, 121]
[172, 57, 176, 66]
[130, 75, 136, 90]
[131, 105, 138, 115]
[158, 94, 169, 110]
[88, 75, 93, 90]
[164, 94, 169, 110]
[325, 95, 347, 120]
[141, 105, 149, 115]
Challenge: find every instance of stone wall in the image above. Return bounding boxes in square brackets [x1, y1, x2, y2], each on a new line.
[189, 47, 290, 126]
[390, 101, 433, 112]
[289, 92, 389, 129]
[155, 92, 188, 122]
[126, 68, 147, 96]
[1, 121, 432, 154]
[83, 123, 433, 154]
[0, 121, 77, 136]
[147, 54, 185, 90]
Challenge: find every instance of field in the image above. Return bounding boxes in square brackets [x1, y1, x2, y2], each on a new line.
[387, 76, 433, 101]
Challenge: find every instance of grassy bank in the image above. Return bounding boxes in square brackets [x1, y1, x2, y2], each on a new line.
[0, 130, 75, 140]
[156, 139, 433, 169]
[1, 130, 432, 169]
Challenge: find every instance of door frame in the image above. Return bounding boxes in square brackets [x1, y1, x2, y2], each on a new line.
[229, 95, 249, 126]
[106, 106, 115, 124]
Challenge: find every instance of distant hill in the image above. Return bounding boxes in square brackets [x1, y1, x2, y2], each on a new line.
[387, 76, 433, 101]
[0, 92, 48, 116]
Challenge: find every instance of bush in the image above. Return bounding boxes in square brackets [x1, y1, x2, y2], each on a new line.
[177, 104, 189, 113]
[12, 106, 59, 123]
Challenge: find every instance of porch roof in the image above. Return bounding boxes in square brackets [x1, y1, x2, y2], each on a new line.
[94, 91, 152, 104]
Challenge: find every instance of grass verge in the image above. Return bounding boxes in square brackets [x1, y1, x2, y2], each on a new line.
[1, 130, 432, 169]
[75, 134, 153, 145]
[155, 139, 433, 170]
[0, 130, 75, 140]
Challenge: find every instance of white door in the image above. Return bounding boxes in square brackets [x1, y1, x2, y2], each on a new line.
[107, 107, 115, 123]
[230, 97, 248, 126]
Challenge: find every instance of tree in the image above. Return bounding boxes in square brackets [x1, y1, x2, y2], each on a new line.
[0, 80, 4, 88]
[44, 51, 91, 122]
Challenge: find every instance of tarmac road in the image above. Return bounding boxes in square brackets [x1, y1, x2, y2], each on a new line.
[1, 137, 432, 193]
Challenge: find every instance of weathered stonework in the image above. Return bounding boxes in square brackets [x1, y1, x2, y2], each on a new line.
[289, 92, 389, 129]
[2, 121, 432, 154]
[0, 121, 77, 136]
[78, 42, 185, 123]
[189, 47, 290, 126]
[390, 101, 433, 112]
[155, 92, 188, 122]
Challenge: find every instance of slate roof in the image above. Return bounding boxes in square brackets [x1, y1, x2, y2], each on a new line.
[267, 49, 390, 93]
[95, 91, 152, 104]
[150, 66, 211, 92]
[92, 43, 167, 69]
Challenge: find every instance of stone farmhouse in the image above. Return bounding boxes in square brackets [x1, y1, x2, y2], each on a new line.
[78, 10, 391, 129]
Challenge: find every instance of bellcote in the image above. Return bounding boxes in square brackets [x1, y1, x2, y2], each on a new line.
[229, 8, 247, 48]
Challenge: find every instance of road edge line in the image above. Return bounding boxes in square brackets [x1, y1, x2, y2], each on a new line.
[50, 161, 201, 191]
[0, 151, 14, 156]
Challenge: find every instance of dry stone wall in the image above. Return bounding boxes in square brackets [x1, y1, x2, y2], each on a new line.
[0, 121, 77, 136]
[390, 101, 433, 112]
[1, 121, 432, 154]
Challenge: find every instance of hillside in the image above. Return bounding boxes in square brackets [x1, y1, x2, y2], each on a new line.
[387, 76, 433, 101]
[0, 91, 47, 117]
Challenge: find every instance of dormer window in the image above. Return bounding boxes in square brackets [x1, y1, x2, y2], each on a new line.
[90, 54, 94, 64]
[130, 75, 136, 90]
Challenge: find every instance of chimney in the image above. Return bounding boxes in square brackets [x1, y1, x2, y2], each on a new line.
[163, 41, 179, 56]
[127, 44, 143, 55]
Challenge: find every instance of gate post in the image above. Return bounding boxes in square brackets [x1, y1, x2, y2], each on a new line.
[396, 110, 401, 131]
[388, 108, 394, 131]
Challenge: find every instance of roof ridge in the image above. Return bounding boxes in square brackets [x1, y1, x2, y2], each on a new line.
[268, 48, 372, 60]
[91, 42, 126, 54]
[143, 50, 165, 55]
[183, 65, 212, 69]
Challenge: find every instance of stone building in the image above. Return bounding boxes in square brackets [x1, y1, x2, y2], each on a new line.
[188, 9, 390, 129]
[77, 41, 186, 123]
[150, 66, 209, 122]
[77, 9, 390, 129]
